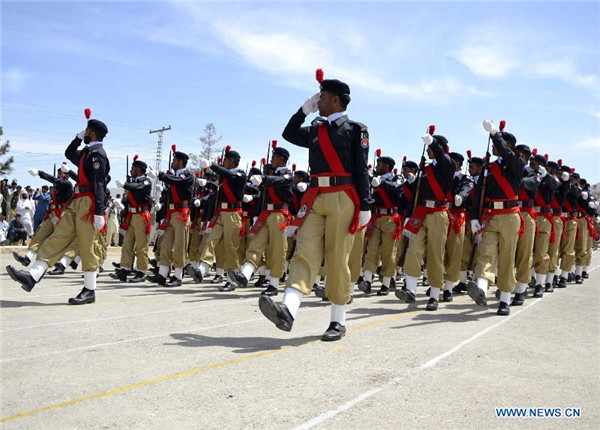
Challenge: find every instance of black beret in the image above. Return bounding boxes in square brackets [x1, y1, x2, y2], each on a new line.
[249, 167, 262, 176]
[273, 146, 290, 161]
[377, 156, 396, 170]
[449, 152, 464, 163]
[469, 157, 485, 166]
[559, 164, 571, 172]
[173, 151, 189, 162]
[500, 131, 517, 146]
[546, 161, 559, 169]
[571, 172, 580, 180]
[432, 135, 448, 150]
[132, 159, 147, 171]
[225, 150, 241, 161]
[514, 144, 531, 155]
[403, 160, 419, 170]
[532, 154, 547, 166]
[294, 170, 309, 181]
[320, 79, 350, 97]
[87, 119, 108, 136]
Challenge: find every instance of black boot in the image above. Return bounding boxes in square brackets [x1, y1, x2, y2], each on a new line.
[567, 272, 574, 282]
[314, 285, 327, 299]
[12, 252, 31, 267]
[258, 296, 294, 332]
[376, 286, 389, 296]
[230, 269, 248, 288]
[47, 262, 66, 275]
[68, 287, 95, 305]
[128, 271, 146, 283]
[442, 290, 453, 302]
[511, 293, 525, 306]
[533, 285, 544, 298]
[497, 301, 510, 316]
[394, 289, 416, 303]
[389, 277, 397, 291]
[147, 273, 167, 286]
[322, 322, 346, 341]
[357, 279, 372, 295]
[114, 268, 129, 282]
[211, 275, 224, 284]
[582, 271, 589, 279]
[261, 284, 278, 296]
[544, 282, 554, 293]
[575, 275, 583, 284]
[186, 265, 203, 283]
[254, 275, 267, 288]
[220, 282, 236, 292]
[552, 275, 558, 287]
[112, 262, 121, 269]
[149, 258, 157, 268]
[494, 289, 501, 300]
[425, 297, 438, 311]
[557, 277, 567, 288]
[69, 260, 79, 270]
[6, 265, 37, 292]
[166, 276, 182, 287]
[452, 282, 467, 293]
[422, 276, 429, 286]
[279, 272, 287, 283]
[467, 281, 487, 306]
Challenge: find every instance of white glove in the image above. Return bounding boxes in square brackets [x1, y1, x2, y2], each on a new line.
[286, 225, 298, 237]
[301, 92, 320, 116]
[193, 199, 201, 207]
[146, 168, 157, 180]
[561, 171, 570, 182]
[155, 184, 163, 193]
[359, 210, 371, 228]
[60, 163, 70, 173]
[154, 203, 162, 211]
[28, 168, 39, 177]
[589, 201, 596, 209]
[454, 195, 463, 207]
[252, 216, 258, 225]
[198, 158, 210, 169]
[371, 176, 382, 187]
[77, 130, 86, 140]
[250, 175, 263, 186]
[471, 219, 482, 235]
[482, 120, 497, 135]
[582, 191, 588, 200]
[407, 172, 416, 184]
[196, 178, 207, 187]
[538, 166, 547, 178]
[115, 179, 124, 188]
[93, 215, 105, 231]
[404, 218, 409, 227]
[595, 216, 600, 223]
[421, 134, 433, 146]
[242, 194, 253, 203]
[296, 182, 308, 192]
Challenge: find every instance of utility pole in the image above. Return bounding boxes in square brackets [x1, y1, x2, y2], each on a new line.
[149, 125, 171, 172]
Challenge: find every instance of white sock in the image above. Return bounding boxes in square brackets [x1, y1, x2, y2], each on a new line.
[570, 264, 575, 273]
[500, 291, 511, 304]
[545, 273, 554, 285]
[123, 266, 132, 271]
[382, 276, 391, 287]
[216, 268, 224, 277]
[265, 269, 270, 278]
[284, 261, 289, 273]
[477, 277, 489, 293]
[282, 287, 303, 319]
[515, 282, 527, 294]
[26, 250, 36, 261]
[349, 282, 355, 295]
[423, 268, 428, 278]
[199, 262, 210, 277]
[29, 260, 48, 282]
[258, 265, 267, 277]
[226, 271, 236, 284]
[536, 273, 546, 286]
[360, 268, 364, 277]
[444, 280, 455, 291]
[330, 304, 346, 325]
[268, 276, 279, 289]
[74, 255, 81, 265]
[174, 267, 183, 279]
[555, 268, 561, 277]
[323, 276, 327, 289]
[158, 265, 169, 278]
[363, 270, 373, 283]
[583, 266, 589, 273]
[405, 275, 417, 293]
[59, 255, 72, 268]
[190, 261, 198, 269]
[561, 270, 569, 279]
[83, 271, 97, 290]
[575, 266, 583, 276]
[430, 287, 440, 300]
[241, 262, 255, 281]
[314, 275, 321, 286]
[459, 271, 468, 283]
[531, 267, 536, 278]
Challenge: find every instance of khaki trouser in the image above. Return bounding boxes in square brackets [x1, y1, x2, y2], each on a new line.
[96, 231, 108, 263]
[363, 215, 398, 278]
[200, 211, 242, 271]
[349, 228, 365, 282]
[288, 192, 355, 305]
[474, 212, 521, 293]
[584, 230, 593, 266]
[395, 235, 406, 268]
[575, 218, 589, 266]
[460, 220, 477, 272]
[215, 238, 225, 270]
[63, 239, 80, 261]
[547, 216, 564, 274]
[533, 215, 552, 275]
[405, 210, 450, 288]
[237, 218, 252, 266]
[159, 212, 190, 269]
[37, 196, 100, 272]
[121, 214, 150, 270]
[515, 212, 536, 284]
[444, 220, 466, 283]
[560, 219, 577, 271]
[245, 212, 288, 278]
[28, 217, 56, 254]
[106, 214, 119, 245]
[188, 218, 203, 262]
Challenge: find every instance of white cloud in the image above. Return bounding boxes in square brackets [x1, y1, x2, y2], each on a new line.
[575, 137, 600, 149]
[3, 68, 27, 92]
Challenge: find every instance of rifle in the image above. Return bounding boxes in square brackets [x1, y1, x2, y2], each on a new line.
[53, 163, 56, 177]
[467, 119, 505, 271]
[126, 154, 130, 183]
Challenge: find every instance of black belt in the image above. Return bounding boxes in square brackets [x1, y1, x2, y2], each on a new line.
[168, 202, 189, 209]
[263, 203, 289, 211]
[129, 206, 149, 213]
[552, 209, 562, 215]
[518, 201, 535, 208]
[418, 200, 448, 208]
[310, 176, 354, 187]
[535, 207, 552, 214]
[74, 186, 93, 194]
[49, 204, 64, 210]
[218, 202, 242, 209]
[373, 207, 398, 215]
[485, 200, 520, 209]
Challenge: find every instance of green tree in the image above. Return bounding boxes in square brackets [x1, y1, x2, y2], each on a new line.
[0, 127, 14, 176]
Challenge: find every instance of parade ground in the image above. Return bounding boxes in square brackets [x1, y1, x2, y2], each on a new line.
[1, 248, 599, 429]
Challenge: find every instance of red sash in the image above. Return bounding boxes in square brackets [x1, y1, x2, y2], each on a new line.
[206, 178, 244, 236]
[290, 123, 361, 234]
[159, 181, 190, 232]
[249, 187, 290, 235]
[368, 186, 402, 239]
[119, 190, 151, 236]
[449, 207, 466, 237]
[72, 148, 96, 224]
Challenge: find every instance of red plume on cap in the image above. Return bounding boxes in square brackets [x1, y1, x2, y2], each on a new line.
[261, 157, 266, 166]
[532, 148, 538, 156]
[499, 120, 506, 131]
[445, 145, 450, 154]
[316, 68, 324, 84]
[571, 167, 575, 173]
[375, 148, 382, 157]
[544, 154, 549, 161]
[402, 155, 407, 162]
[171, 144, 176, 153]
[225, 145, 231, 153]
[252, 160, 256, 167]
[203, 167, 208, 173]
[195, 171, 200, 178]
[368, 163, 372, 169]
[467, 149, 472, 159]
[558, 159, 563, 167]
[133, 154, 139, 161]
[393, 168, 398, 174]
[217, 156, 222, 164]
[84, 108, 91, 119]
[272, 140, 278, 149]
[428, 125, 435, 136]
[292, 163, 297, 172]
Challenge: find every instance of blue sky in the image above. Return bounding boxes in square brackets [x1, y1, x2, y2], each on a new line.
[2, 1, 599, 188]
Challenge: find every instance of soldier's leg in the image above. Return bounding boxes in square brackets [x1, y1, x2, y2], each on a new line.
[425, 211, 450, 299]
[158, 221, 175, 278]
[188, 221, 203, 265]
[198, 218, 224, 276]
[532, 216, 551, 287]
[26, 217, 55, 259]
[444, 223, 465, 290]
[574, 218, 588, 279]
[75, 202, 101, 273]
[404, 220, 428, 295]
[547, 217, 563, 285]
[362, 220, 382, 287]
[560, 219, 577, 273]
[222, 212, 242, 271]
[514, 212, 536, 293]
[266, 213, 287, 279]
[474, 216, 500, 289]
[496, 213, 520, 294]
[120, 226, 136, 269]
[132, 215, 149, 271]
[171, 215, 189, 277]
[240, 222, 269, 281]
[348, 229, 365, 283]
[379, 217, 398, 289]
